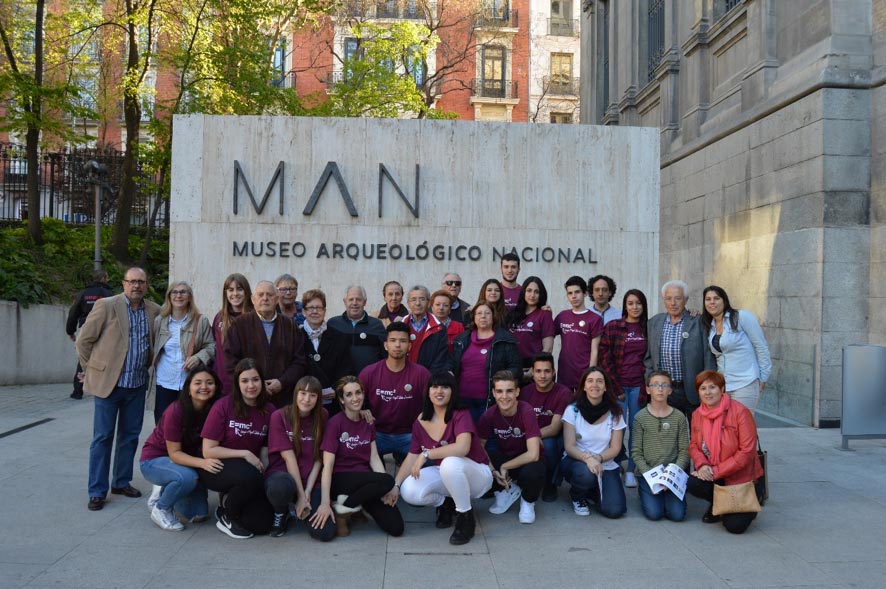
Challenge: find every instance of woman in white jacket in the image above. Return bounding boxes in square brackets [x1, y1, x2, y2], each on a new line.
[701, 286, 771, 411]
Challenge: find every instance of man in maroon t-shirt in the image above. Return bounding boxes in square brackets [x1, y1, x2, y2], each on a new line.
[554, 275, 603, 390]
[519, 353, 572, 502]
[499, 252, 522, 311]
[359, 322, 431, 464]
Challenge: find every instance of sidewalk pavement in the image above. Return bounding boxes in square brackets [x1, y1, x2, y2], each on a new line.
[2, 383, 885, 589]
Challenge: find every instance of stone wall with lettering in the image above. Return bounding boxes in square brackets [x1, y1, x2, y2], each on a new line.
[170, 116, 659, 319]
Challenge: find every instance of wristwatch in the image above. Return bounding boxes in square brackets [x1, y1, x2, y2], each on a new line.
[422, 449, 430, 460]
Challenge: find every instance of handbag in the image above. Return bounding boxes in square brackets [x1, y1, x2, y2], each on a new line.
[757, 439, 768, 505]
[712, 481, 761, 516]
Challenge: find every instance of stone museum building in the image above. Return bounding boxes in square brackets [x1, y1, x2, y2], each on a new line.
[579, 0, 884, 426]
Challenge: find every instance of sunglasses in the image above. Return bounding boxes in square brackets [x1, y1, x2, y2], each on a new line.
[444, 280, 462, 287]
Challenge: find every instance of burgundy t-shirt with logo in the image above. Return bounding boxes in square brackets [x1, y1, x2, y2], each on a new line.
[360, 360, 431, 434]
[408, 409, 488, 465]
[200, 395, 274, 456]
[518, 382, 573, 430]
[459, 333, 494, 400]
[321, 412, 376, 474]
[554, 309, 604, 390]
[477, 401, 544, 460]
[502, 285, 523, 311]
[620, 322, 648, 387]
[266, 407, 328, 487]
[141, 401, 206, 461]
[511, 308, 555, 360]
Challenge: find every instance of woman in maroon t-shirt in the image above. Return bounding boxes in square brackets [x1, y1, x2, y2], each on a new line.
[315, 376, 404, 538]
[139, 364, 222, 531]
[211, 273, 253, 395]
[200, 358, 275, 539]
[599, 289, 649, 488]
[469, 278, 507, 327]
[391, 372, 492, 545]
[506, 276, 555, 378]
[264, 375, 334, 540]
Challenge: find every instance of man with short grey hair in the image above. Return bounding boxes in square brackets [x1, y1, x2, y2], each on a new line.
[400, 285, 448, 373]
[443, 272, 469, 325]
[327, 285, 387, 374]
[644, 280, 715, 416]
[224, 280, 307, 407]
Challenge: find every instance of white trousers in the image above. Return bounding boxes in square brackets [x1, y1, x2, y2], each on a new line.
[400, 456, 493, 513]
[729, 380, 761, 412]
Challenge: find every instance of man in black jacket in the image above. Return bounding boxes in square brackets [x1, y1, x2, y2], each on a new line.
[66, 269, 112, 399]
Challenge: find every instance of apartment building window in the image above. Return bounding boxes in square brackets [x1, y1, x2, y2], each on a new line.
[715, 0, 742, 21]
[550, 53, 573, 94]
[550, 112, 573, 123]
[646, 0, 664, 82]
[550, 0, 573, 35]
[482, 45, 506, 97]
[406, 47, 426, 86]
[344, 38, 362, 62]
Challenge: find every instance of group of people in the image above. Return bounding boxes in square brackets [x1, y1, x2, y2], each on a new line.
[71, 254, 771, 543]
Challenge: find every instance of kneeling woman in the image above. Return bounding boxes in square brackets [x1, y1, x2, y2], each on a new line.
[560, 367, 627, 518]
[393, 373, 492, 545]
[201, 358, 276, 539]
[264, 375, 334, 540]
[314, 376, 404, 537]
[140, 364, 222, 531]
[688, 370, 763, 534]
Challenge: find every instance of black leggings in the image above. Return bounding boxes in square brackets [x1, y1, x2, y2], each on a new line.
[687, 476, 760, 534]
[199, 458, 273, 534]
[264, 472, 336, 542]
[330, 471, 404, 537]
[488, 452, 546, 503]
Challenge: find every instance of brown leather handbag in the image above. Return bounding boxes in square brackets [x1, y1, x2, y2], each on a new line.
[712, 481, 762, 516]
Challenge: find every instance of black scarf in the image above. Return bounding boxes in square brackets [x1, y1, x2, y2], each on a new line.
[578, 398, 611, 426]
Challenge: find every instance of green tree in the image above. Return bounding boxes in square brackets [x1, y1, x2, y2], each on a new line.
[0, 0, 96, 244]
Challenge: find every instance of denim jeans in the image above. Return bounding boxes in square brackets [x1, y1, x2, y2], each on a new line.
[140, 457, 208, 519]
[463, 398, 488, 424]
[560, 457, 626, 518]
[375, 432, 412, 463]
[88, 384, 146, 497]
[618, 386, 642, 471]
[637, 475, 686, 522]
[542, 436, 563, 485]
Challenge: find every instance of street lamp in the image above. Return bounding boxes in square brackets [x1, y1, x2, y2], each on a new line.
[83, 160, 108, 272]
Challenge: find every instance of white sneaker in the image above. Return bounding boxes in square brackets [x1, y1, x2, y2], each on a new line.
[624, 472, 638, 488]
[488, 484, 522, 515]
[572, 499, 591, 516]
[147, 485, 162, 511]
[333, 494, 362, 515]
[518, 499, 536, 524]
[151, 506, 184, 531]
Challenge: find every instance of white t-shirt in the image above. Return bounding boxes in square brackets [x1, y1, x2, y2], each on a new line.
[562, 404, 626, 471]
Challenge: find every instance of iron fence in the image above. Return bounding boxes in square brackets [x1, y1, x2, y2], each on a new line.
[470, 79, 518, 99]
[0, 143, 167, 228]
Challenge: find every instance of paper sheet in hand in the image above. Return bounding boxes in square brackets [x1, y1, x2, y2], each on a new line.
[641, 463, 688, 501]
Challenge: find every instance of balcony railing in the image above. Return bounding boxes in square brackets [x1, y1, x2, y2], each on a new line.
[470, 79, 518, 99]
[477, 8, 518, 28]
[272, 71, 296, 89]
[337, 0, 436, 19]
[548, 18, 578, 37]
[543, 76, 579, 97]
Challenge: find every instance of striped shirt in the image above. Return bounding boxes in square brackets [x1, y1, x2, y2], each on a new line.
[630, 406, 690, 475]
[117, 298, 150, 388]
[659, 314, 685, 382]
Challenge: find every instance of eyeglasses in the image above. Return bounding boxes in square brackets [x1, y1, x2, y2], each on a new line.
[444, 281, 462, 287]
[648, 383, 673, 390]
[278, 287, 297, 293]
[304, 306, 325, 312]
[170, 289, 189, 296]
[124, 279, 146, 286]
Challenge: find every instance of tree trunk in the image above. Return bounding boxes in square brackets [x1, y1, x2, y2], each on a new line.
[138, 163, 166, 268]
[110, 19, 141, 262]
[25, 0, 45, 244]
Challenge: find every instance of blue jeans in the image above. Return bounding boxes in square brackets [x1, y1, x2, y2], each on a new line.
[463, 398, 488, 424]
[376, 432, 412, 463]
[560, 457, 626, 519]
[89, 384, 146, 497]
[618, 386, 642, 471]
[140, 457, 208, 519]
[542, 436, 563, 485]
[637, 476, 686, 521]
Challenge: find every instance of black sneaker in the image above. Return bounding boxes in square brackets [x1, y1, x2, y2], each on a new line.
[70, 391, 83, 400]
[216, 512, 253, 539]
[269, 512, 288, 537]
[542, 483, 558, 503]
[436, 497, 456, 529]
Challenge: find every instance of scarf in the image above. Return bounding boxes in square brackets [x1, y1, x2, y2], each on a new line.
[302, 321, 327, 352]
[696, 393, 732, 466]
[578, 398, 611, 427]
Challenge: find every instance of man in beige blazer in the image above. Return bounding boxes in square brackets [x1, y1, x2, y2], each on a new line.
[77, 267, 160, 511]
